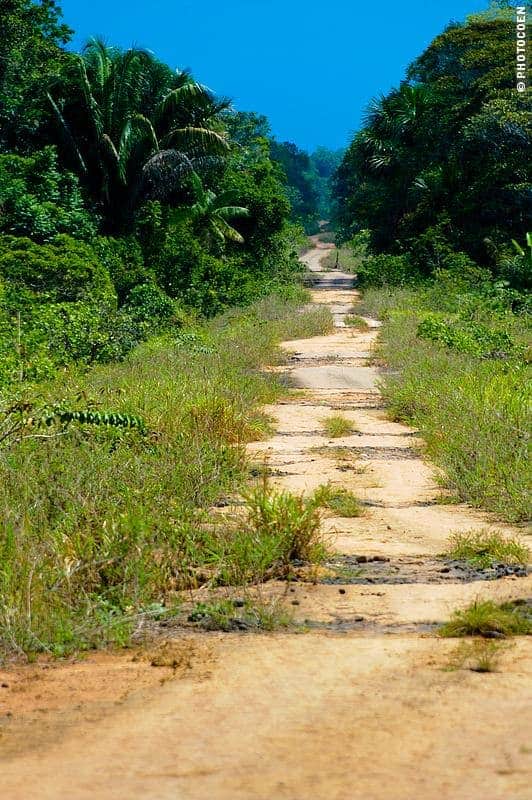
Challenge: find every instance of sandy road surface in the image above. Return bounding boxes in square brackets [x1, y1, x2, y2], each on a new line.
[1, 244, 531, 799]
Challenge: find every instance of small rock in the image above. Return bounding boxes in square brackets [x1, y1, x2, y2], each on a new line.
[291, 600, 300, 606]
[371, 555, 390, 562]
[439, 566, 450, 574]
[231, 618, 250, 630]
[1, 683, 8, 688]
[356, 555, 368, 563]
[339, 588, 346, 595]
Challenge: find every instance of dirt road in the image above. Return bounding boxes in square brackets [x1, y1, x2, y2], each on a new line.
[2, 245, 531, 799]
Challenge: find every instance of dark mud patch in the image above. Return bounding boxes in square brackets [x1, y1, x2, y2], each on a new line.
[302, 617, 438, 636]
[319, 555, 530, 586]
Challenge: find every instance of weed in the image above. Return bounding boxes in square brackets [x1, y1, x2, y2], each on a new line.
[439, 599, 532, 638]
[322, 414, 356, 438]
[243, 480, 327, 575]
[312, 483, 363, 517]
[344, 314, 370, 331]
[446, 639, 509, 672]
[445, 529, 529, 569]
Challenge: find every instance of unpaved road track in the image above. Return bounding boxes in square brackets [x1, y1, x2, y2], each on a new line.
[1, 246, 531, 799]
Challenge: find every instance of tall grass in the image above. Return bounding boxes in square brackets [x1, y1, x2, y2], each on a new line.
[364, 286, 530, 522]
[0, 293, 332, 658]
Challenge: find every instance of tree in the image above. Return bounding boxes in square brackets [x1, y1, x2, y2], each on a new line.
[333, 13, 532, 274]
[0, 146, 96, 241]
[270, 140, 320, 232]
[47, 39, 231, 231]
[172, 173, 249, 253]
[0, 0, 72, 152]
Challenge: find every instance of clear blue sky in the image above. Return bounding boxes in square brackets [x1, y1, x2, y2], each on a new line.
[60, 0, 488, 152]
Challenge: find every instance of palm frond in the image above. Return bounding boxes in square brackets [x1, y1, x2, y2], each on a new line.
[216, 218, 245, 243]
[162, 126, 230, 155]
[216, 206, 249, 220]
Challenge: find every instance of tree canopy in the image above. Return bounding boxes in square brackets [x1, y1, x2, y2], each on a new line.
[333, 11, 531, 278]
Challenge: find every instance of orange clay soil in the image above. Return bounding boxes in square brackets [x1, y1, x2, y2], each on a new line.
[1, 245, 531, 800]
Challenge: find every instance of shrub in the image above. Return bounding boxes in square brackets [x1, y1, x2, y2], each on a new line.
[125, 283, 180, 324]
[95, 236, 153, 303]
[356, 253, 418, 288]
[0, 147, 96, 243]
[417, 314, 522, 359]
[0, 234, 114, 304]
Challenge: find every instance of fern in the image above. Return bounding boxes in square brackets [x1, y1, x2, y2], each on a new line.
[0, 398, 146, 449]
[44, 408, 146, 431]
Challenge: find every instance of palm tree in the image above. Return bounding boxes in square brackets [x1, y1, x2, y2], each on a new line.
[47, 39, 231, 231]
[172, 173, 249, 253]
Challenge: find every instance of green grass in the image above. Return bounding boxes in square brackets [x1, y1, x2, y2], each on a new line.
[445, 529, 530, 569]
[322, 414, 356, 438]
[446, 639, 509, 673]
[439, 600, 532, 638]
[363, 286, 531, 522]
[311, 483, 363, 517]
[242, 480, 328, 574]
[0, 293, 331, 659]
[344, 314, 370, 331]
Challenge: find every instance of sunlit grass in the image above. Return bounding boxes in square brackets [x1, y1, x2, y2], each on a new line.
[322, 414, 356, 438]
[0, 293, 331, 659]
[445, 529, 529, 569]
[439, 600, 531, 638]
[311, 483, 363, 517]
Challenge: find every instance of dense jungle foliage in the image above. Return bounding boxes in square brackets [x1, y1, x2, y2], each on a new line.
[0, 0, 339, 390]
[333, 5, 531, 291]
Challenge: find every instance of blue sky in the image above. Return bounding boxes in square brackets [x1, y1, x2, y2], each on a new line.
[60, 0, 488, 152]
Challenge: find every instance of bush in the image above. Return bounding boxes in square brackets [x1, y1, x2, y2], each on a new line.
[0, 147, 96, 243]
[95, 236, 154, 303]
[417, 313, 522, 359]
[0, 234, 114, 305]
[5, 302, 145, 383]
[356, 253, 418, 287]
[125, 283, 180, 324]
